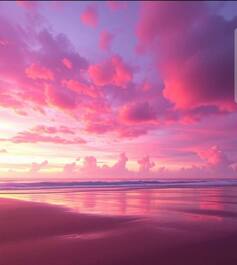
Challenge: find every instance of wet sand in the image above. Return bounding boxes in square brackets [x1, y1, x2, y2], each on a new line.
[1, 197, 237, 265]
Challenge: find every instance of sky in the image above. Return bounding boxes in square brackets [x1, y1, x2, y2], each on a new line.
[0, 1, 237, 180]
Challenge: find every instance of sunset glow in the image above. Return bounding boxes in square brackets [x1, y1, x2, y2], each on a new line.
[0, 1, 237, 180]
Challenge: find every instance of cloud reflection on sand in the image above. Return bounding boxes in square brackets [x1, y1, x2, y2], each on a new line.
[1, 187, 237, 226]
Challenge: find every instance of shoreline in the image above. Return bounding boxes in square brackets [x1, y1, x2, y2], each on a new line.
[1, 198, 237, 265]
[1, 179, 237, 194]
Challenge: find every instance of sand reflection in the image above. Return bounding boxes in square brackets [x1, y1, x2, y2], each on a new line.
[1, 187, 237, 227]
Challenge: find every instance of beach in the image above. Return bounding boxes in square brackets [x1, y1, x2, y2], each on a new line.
[0, 1, 236, 264]
[1, 186, 237, 265]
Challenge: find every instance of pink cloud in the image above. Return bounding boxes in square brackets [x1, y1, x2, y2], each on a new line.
[4, 141, 237, 179]
[99, 31, 114, 51]
[84, 117, 153, 139]
[118, 127, 148, 138]
[0, 0, 236, 172]
[82, 99, 158, 138]
[62, 79, 100, 98]
[29, 160, 48, 174]
[0, 15, 88, 112]
[80, 156, 100, 177]
[112, 153, 128, 171]
[0, 18, 43, 111]
[45, 84, 78, 110]
[81, 99, 115, 135]
[119, 101, 157, 124]
[88, 55, 133, 87]
[0, 16, 88, 114]
[85, 120, 116, 134]
[35, 30, 88, 76]
[88, 61, 114, 86]
[70, 151, 233, 179]
[25, 64, 54, 81]
[111, 56, 133, 87]
[198, 146, 232, 167]
[83, 156, 97, 169]
[138, 156, 155, 173]
[78, 153, 132, 178]
[0, 82, 23, 110]
[63, 162, 77, 175]
[62, 58, 73, 69]
[0, 22, 90, 115]
[80, 6, 98, 28]
[137, 2, 237, 112]
[0, 131, 86, 145]
[0, 15, 160, 139]
[31, 125, 75, 135]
